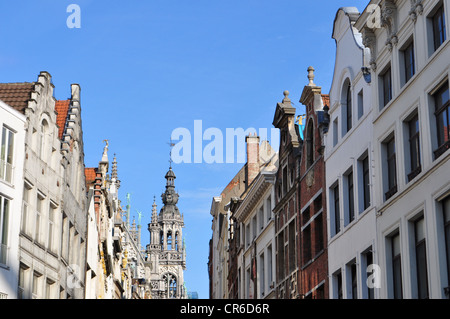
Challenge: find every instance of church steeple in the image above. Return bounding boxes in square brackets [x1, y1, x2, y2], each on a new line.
[146, 162, 186, 299]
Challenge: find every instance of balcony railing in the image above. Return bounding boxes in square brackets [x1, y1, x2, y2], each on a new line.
[0, 159, 13, 184]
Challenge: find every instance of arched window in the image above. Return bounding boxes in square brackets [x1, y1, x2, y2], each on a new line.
[306, 119, 314, 168]
[167, 231, 172, 250]
[175, 232, 179, 251]
[346, 82, 352, 132]
[342, 80, 352, 135]
[39, 120, 49, 160]
[163, 273, 177, 298]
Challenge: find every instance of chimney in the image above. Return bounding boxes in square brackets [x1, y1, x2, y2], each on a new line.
[246, 133, 260, 187]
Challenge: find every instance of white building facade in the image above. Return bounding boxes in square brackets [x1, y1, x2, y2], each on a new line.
[0, 100, 26, 299]
[233, 169, 277, 299]
[325, 7, 378, 299]
[354, 0, 450, 298]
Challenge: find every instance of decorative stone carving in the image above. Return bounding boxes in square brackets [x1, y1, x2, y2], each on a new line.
[381, 0, 398, 51]
[409, 0, 424, 22]
[150, 280, 159, 290]
[362, 27, 377, 71]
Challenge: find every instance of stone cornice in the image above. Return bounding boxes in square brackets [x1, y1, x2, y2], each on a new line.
[234, 171, 275, 223]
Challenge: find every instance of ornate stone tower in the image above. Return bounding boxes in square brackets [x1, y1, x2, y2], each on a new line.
[146, 166, 186, 299]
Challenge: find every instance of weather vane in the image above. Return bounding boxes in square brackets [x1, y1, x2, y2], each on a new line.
[167, 138, 175, 168]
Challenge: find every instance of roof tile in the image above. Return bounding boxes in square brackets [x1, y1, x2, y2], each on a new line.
[85, 167, 97, 189]
[0, 82, 35, 114]
[55, 99, 70, 139]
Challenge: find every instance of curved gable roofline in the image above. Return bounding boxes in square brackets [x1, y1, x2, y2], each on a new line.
[332, 7, 364, 49]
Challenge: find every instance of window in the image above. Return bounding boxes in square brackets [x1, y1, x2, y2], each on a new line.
[334, 270, 343, 299]
[364, 248, 375, 299]
[316, 284, 325, 299]
[288, 220, 296, 272]
[345, 169, 355, 224]
[282, 166, 288, 196]
[0, 126, 14, 184]
[383, 135, 397, 201]
[442, 196, 450, 292]
[61, 213, 69, 261]
[246, 268, 251, 299]
[413, 216, 429, 299]
[349, 261, 358, 299]
[32, 272, 42, 299]
[358, 89, 364, 120]
[18, 264, 28, 299]
[432, 4, 447, 52]
[167, 231, 172, 250]
[252, 215, 257, 240]
[303, 224, 312, 265]
[391, 232, 403, 299]
[162, 273, 177, 298]
[39, 120, 49, 161]
[36, 194, 44, 244]
[406, 113, 422, 181]
[266, 196, 272, 222]
[333, 118, 338, 146]
[237, 267, 241, 299]
[315, 213, 324, 254]
[45, 279, 55, 299]
[21, 184, 31, 235]
[259, 207, 264, 230]
[0, 195, 10, 265]
[267, 245, 273, 288]
[302, 206, 310, 225]
[68, 224, 75, 264]
[433, 81, 450, 159]
[246, 223, 250, 248]
[306, 120, 314, 168]
[402, 40, 415, 85]
[359, 153, 371, 211]
[259, 253, 265, 297]
[332, 183, 341, 235]
[277, 231, 285, 280]
[48, 204, 56, 251]
[380, 66, 393, 108]
[345, 82, 353, 133]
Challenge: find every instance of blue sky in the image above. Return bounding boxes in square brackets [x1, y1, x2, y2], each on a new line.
[0, 0, 367, 299]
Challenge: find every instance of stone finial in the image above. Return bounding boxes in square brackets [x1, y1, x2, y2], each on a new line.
[307, 66, 315, 86]
[282, 90, 291, 104]
[151, 196, 158, 223]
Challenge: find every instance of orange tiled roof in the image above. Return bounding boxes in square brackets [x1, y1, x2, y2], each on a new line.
[0, 82, 35, 114]
[85, 167, 97, 189]
[321, 94, 330, 107]
[55, 99, 70, 140]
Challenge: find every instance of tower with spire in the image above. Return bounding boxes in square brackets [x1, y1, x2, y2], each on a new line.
[146, 165, 186, 299]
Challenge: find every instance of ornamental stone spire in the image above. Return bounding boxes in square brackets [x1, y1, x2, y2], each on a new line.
[146, 165, 186, 299]
[151, 196, 158, 223]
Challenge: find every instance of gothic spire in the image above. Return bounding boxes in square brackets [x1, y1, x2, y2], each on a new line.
[151, 196, 158, 223]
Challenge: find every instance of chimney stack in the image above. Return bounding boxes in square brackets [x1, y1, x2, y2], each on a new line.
[246, 133, 260, 187]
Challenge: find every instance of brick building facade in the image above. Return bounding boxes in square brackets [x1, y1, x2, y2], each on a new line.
[298, 67, 330, 298]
